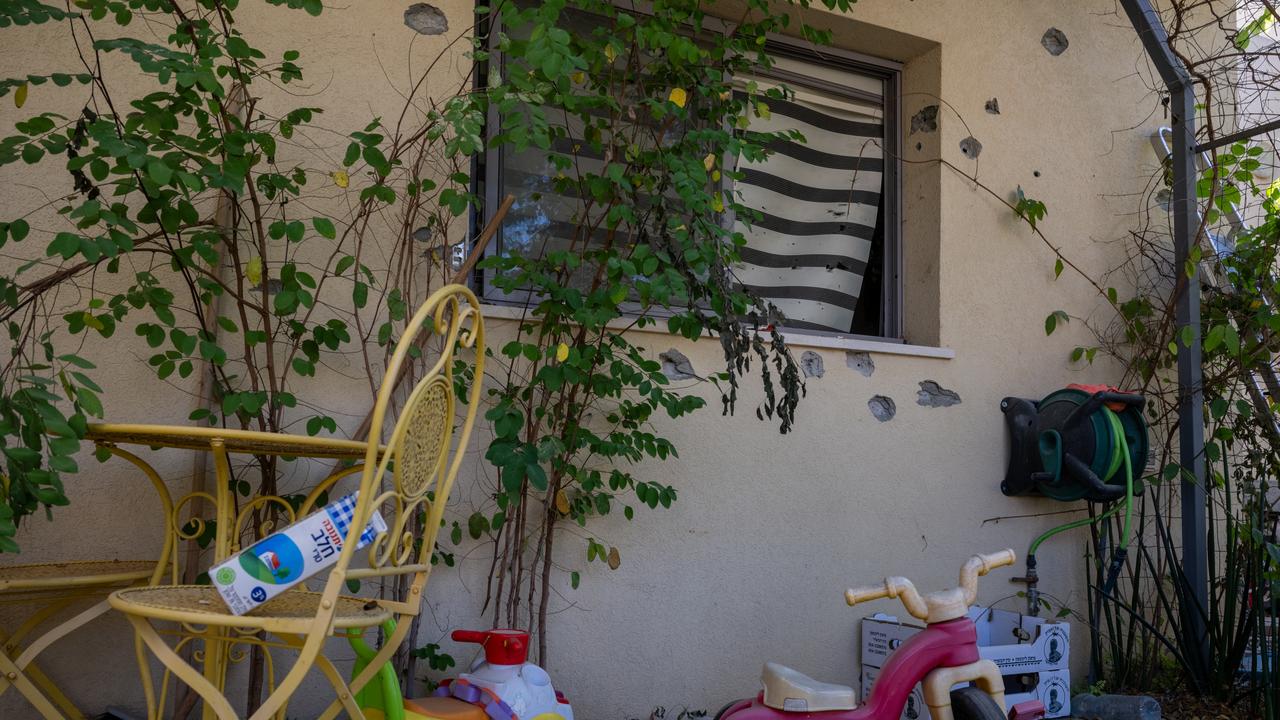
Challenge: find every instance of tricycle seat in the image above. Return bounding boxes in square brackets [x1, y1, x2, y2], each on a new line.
[761, 662, 857, 712]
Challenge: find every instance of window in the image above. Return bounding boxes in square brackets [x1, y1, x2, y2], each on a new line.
[475, 15, 901, 339]
[728, 51, 900, 339]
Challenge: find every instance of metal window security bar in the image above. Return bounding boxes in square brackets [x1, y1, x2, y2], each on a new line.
[1117, 0, 1280, 671]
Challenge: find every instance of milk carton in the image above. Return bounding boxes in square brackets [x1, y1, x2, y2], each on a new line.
[211, 493, 387, 615]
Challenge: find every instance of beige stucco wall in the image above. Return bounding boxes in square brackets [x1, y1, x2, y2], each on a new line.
[0, 1, 1167, 718]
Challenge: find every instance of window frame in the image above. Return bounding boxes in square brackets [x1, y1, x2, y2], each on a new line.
[472, 10, 904, 341]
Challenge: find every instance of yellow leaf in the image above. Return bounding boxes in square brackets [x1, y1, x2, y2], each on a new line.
[704, 153, 715, 172]
[607, 546, 620, 570]
[556, 342, 570, 362]
[331, 170, 349, 188]
[711, 170, 721, 182]
[668, 87, 687, 108]
[712, 195, 724, 213]
[555, 490, 570, 515]
[756, 101, 771, 120]
[246, 256, 263, 285]
[571, 71, 585, 84]
[14, 82, 28, 109]
[604, 45, 617, 64]
[719, 89, 732, 101]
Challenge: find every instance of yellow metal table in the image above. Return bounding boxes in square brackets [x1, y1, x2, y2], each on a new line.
[86, 423, 377, 562]
[83, 423, 384, 719]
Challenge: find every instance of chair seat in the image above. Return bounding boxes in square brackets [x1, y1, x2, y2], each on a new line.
[0, 559, 156, 594]
[109, 585, 392, 631]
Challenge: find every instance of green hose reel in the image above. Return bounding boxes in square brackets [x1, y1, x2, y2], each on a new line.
[1001, 385, 1150, 612]
[1001, 385, 1148, 502]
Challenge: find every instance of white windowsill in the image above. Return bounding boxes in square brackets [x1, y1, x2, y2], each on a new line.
[773, 330, 955, 359]
[478, 303, 955, 360]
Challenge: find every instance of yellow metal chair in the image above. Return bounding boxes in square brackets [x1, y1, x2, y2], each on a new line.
[0, 447, 177, 720]
[108, 284, 486, 720]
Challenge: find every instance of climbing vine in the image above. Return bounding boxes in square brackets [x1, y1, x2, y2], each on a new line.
[1017, 3, 1280, 714]
[0, 0, 862, 685]
[445, 0, 858, 663]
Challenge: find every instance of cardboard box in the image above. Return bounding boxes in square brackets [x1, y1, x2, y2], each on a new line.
[211, 493, 386, 615]
[1003, 669, 1070, 718]
[861, 608, 1069, 673]
[970, 607, 1070, 674]
[860, 608, 1071, 719]
[860, 665, 1070, 720]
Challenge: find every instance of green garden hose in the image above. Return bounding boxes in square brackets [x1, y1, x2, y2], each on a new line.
[1026, 406, 1135, 590]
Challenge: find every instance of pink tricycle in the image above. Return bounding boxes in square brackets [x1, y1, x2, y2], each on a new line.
[716, 550, 1045, 720]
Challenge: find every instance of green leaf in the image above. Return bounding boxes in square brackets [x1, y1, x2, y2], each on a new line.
[467, 512, 489, 539]
[9, 219, 29, 242]
[1044, 310, 1068, 336]
[148, 158, 173, 186]
[1204, 324, 1226, 352]
[313, 217, 336, 239]
[48, 232, 80, 259]
[526, 461, 547, 492]
[1235, 10, 1276, 49]
[362, 145, 388, 174]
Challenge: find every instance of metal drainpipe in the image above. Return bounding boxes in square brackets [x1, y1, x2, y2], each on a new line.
[1117, 0, 1209, 674]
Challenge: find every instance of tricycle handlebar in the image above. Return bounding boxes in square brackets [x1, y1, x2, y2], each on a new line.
[845, 549, 1017, 623]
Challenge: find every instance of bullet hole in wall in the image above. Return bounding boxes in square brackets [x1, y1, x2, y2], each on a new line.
[1042, 27, 1069, 56]
[985, 98, 1001, 114]
[910, 105, 939, 134]
[800, 350, 825, 379]
[845, 351, 875, 377]
[960, 136, 983, 160]
[917, 380, 962, 407]
[404, 3, 449, 35]
[659, 349, 698, 380]
[868, 395, 896, 422]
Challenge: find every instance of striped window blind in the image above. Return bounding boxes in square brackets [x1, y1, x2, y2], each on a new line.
[731, 64, 886, 334]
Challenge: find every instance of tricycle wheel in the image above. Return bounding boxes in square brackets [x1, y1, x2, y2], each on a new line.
[950, 686, 1006, 720]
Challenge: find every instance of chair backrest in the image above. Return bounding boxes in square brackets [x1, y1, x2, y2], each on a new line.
[316, 284, 485, 618]
[91, 443, 179, 586]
